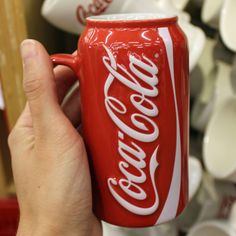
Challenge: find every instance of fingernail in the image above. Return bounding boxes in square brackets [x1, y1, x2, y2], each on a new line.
[20, 40, 38, 65]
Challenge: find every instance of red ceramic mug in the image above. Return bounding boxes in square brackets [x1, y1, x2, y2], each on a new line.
[51, 13, 189, 227]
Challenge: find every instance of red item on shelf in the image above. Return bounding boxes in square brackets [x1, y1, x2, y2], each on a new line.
[0, 199, 19, 236]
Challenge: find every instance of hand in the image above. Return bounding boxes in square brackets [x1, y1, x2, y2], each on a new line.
[8, 40, 102, 236]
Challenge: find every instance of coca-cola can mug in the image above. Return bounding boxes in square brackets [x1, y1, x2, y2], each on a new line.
[51, 13, 189, 227]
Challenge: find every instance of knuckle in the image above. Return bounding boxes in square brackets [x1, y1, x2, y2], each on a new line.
[23, 76, 43, 100]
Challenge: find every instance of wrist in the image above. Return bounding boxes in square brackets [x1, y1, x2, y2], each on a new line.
[17, 220, 80, 236]
[17, 227, 80, 236]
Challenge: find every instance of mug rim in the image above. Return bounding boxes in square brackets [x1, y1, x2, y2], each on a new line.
[86, 13, 178, 28]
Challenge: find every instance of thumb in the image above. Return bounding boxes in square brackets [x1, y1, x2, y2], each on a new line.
[20, 39, 64, 135]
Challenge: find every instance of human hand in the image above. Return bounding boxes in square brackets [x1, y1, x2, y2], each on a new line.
[8, 40, 102, 236]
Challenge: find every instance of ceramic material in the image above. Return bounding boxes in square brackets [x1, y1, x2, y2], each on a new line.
[201, 0, 225, 29]
[203, 62, 236, 183]
[188, 157, 203, 201]
[187, 203, 236, 236]
[190, 67, 217, 131]
[51, 13, 189, 227]
[179, 20, 206, 72]
[203, 98, 236, 182]
[176, 173, 220, 232]
[190, 38, 216, 98]
[213, 62, 234, 110]
[191, 60, 234, 132]
[42, 0, 163, 34]
[220, 0, 236, 52]
[187, 221, 235, 236]
[191, 39, 217, 130]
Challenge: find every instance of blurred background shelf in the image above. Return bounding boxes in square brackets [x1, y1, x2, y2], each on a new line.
[0, 0, 27, 131]
[0, 0, 76, 197]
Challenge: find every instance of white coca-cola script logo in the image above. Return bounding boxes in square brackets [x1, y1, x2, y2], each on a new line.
[103, 45, 160, 215]
[77, 0, 112, 25]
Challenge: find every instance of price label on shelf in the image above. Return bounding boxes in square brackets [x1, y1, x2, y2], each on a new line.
[0, 80, 5, 110]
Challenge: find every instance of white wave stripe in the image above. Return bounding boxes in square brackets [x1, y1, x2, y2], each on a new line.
[156, 27, 182, 224]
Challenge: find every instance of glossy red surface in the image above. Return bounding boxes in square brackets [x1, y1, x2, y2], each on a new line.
[51, 14, 189, 227]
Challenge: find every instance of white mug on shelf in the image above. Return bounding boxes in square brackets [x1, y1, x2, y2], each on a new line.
[220, 0, 236, 52]
[176, 173, 220, 232]
[42, 0, 91, 34]
[188, 156, 203, 201]
[190, 37, 216, 98]
[179, 20, 206, 71]
[154, 0, 191, 21]
[187, 203, 236, 236]
[41, 0, 161, 34]
[213, 62, 234, 109]
[190, 67, 217, 131]
[201, 0, 225, 29]
[203, 97, 236, 182]
[203, 62, 236, 183]
[191, 58, 234, 132]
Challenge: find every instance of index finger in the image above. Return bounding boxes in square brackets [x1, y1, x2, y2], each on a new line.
[54, 65, 77, 103]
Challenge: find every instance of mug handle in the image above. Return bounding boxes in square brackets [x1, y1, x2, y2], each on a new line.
[51, 54, 80, 74]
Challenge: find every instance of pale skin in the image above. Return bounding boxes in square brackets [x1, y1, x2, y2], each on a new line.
[8, 39, 102, 236]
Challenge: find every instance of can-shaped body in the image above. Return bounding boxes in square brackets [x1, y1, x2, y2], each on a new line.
[54, 13, 189, 227]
